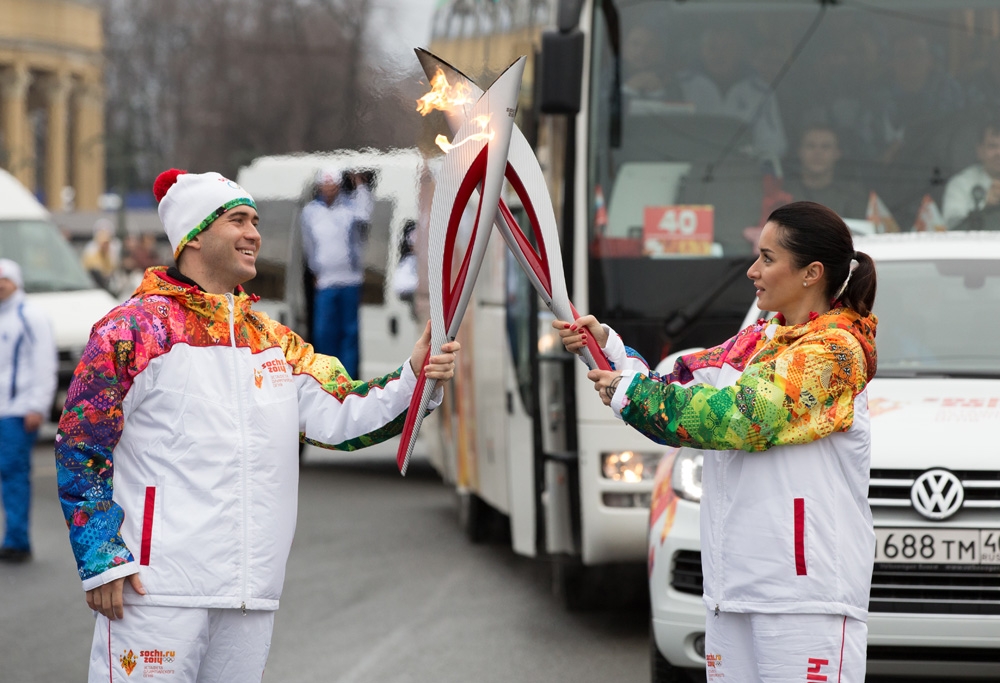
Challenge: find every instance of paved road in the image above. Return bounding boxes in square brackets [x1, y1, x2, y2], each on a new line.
[1, 440, 649, 682]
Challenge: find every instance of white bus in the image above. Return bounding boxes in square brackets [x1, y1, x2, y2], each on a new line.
[423, 0, 1000, 616]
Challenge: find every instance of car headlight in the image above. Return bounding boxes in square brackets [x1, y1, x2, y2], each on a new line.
[601, 450, 660, 482]
[671, 450, 703, 502]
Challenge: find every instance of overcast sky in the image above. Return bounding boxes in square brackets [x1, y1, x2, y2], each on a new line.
[369, 0, 438, 70]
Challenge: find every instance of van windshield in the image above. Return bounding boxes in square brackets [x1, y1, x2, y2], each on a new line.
[0, 220, 96, 293]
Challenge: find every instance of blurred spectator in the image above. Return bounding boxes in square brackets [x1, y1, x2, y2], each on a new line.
[299, 167, 373, 378]
[121, 233, 167, 296]
[80, 218, 123, 294]
[0, 259, 56, 563]
[783, 125, 867, 219]
[679, 28, 787, 160]
[942, 116, 1000, 229]
[622, 26, 685, 108]
[800, 29, 882, 162]
[875, 34, 964, 163]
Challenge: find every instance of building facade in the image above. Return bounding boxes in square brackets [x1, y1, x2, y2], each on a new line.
[0, 0, 104, 210]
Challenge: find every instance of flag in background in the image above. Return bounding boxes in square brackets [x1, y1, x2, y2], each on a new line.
[593, 184, 608, 235]
[912, 195, 947, 232]
[866, 192, 901, 233]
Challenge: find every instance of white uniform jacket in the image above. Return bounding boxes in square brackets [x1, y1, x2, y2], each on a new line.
[606, 309, 878, 621]
[0, 289, 57, 419]
[55, 268, 437, 610]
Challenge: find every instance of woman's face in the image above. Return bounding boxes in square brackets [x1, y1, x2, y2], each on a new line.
[747, 222, 817, 315]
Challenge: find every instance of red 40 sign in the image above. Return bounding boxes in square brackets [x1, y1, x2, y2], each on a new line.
[643, 205, 714, 256]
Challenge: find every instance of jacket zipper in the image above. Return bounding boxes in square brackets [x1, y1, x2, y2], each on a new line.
[227, 293, 250, 616]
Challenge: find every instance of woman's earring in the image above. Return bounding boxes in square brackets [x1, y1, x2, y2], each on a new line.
[803, 282, 808, 287]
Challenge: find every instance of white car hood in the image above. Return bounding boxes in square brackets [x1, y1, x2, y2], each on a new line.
[869, 377, 1000, 469]
[27, 289, 119, 350]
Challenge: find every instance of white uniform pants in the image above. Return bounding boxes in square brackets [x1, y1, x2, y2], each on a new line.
[89, 605, 275, 682]
[704, 610, 867, 683]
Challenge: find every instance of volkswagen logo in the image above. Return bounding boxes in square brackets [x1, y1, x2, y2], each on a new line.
[911, 469, 964, 520]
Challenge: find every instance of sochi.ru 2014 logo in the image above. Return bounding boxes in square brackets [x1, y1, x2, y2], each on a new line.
[120, 649, 137, 676]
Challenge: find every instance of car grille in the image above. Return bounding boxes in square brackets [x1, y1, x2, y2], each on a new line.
[669, 552, 1000, 615]
[870, 563, 1000, 615]
[870, 468, 1000, 510]
[670, 550, 703, 596]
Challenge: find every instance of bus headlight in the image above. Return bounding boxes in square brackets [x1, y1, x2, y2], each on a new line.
[601, 450, 659, 482]
[671, 450, 703, 502]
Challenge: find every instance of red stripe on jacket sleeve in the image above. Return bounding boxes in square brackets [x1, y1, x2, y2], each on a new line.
[140, 486, 156, 566]
[794, 497, 807, 575]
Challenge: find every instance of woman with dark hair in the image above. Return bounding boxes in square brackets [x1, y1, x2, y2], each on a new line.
[557, 201, 877, 681]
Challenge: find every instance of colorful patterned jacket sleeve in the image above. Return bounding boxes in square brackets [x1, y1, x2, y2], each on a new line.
[620, 327, 866, 452]
[55, 309, 150, 583]
[271, 319, 426, 451]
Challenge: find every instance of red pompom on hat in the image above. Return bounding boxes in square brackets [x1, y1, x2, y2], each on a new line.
[153, 168, 187, 203]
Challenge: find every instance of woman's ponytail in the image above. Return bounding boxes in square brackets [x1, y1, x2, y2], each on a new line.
[837, 250, 876, 317]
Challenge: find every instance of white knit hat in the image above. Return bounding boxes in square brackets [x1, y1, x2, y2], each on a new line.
[153, 169, 257, 259]
[315, 167, 342, 186]
[0, 258, 23, 289]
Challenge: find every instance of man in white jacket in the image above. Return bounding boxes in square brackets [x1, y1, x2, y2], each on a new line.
[56, 169, 458, 682]
[0, 258, 56, 563]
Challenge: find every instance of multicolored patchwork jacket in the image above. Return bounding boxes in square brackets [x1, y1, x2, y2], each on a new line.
[55, 267, 435, 610]
[604, 309, 878, 620]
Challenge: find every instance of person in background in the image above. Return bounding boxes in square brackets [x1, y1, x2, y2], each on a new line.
[783, 125, 868, 219]
[81, 218, 123, 295]
[56, 169, 459, 682]
[622, 25, 685, 109]
[557, 201, 877, 682]
[874, 33, 964, 164]
[0, 259, 57, 563]
[942, 116, 1000, 229]
[679, 28, 787, 160]
[300, 167, 373, 377]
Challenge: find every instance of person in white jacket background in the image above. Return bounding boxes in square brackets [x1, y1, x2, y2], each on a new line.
[55, 169, 459, 682]
[556, 201, 878, 682]
[0, 258, 56, 563]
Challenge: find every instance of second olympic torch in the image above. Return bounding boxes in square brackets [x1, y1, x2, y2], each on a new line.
[395, 56, 526, 475]
[413, 49, 612, 373]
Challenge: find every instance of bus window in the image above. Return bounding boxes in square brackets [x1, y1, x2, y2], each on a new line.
[588, 1, 1000, 359]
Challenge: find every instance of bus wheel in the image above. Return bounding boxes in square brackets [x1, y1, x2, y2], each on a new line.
[651, 623, 705, 683]
[457, 490, 491, 543]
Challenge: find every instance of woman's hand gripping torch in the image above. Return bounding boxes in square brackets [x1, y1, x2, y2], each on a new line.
[395, 56, 527, 475]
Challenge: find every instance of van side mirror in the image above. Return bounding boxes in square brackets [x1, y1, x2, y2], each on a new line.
[538, 28, 584, 115]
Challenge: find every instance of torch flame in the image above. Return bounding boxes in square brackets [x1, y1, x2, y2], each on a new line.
[417, 68, 473, 116]
[435, 115, 494, 154]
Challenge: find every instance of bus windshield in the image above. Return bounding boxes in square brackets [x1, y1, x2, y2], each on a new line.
[588, 0, 1000, 361]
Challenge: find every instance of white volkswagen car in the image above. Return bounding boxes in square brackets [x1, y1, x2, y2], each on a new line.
[649, 231, 1000, 681]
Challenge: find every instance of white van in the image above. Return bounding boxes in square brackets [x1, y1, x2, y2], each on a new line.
[0, 168, 119, 419]
[235, 149, 423, 380]
[648, 231, 1000, 681]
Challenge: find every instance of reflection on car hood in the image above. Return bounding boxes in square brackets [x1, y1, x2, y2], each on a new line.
[869, 377, 1000, 469]
[27, 289, 120, 350]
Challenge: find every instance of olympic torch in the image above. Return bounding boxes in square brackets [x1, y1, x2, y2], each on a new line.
[414, 48, 612, 373]
[395, 56, 526, 475]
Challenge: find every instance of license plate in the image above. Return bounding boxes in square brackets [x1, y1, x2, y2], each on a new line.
[875, 528, 1000, 564]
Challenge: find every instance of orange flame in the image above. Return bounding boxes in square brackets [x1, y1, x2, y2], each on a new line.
[435, 115, 494, 154]
[417, 68, 473, 116]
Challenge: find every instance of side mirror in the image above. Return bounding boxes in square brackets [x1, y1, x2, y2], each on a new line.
[538, 28, 584, 115]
